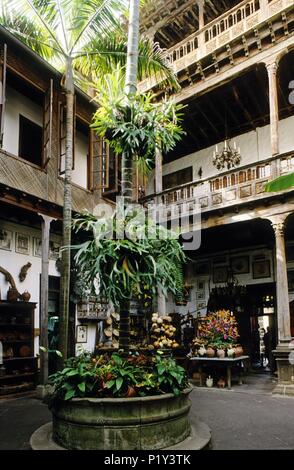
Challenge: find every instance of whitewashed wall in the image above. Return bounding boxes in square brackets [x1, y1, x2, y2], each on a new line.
[163, 244, 285, 317]
[0, 220, 61, 356]
[72, 130, 89, 189]
[147, 115, 294, 194]
[3, 86, 43, 156]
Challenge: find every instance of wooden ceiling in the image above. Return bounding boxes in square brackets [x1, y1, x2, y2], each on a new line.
[141, 0, 241, 49]
[164, 51, 294, 163]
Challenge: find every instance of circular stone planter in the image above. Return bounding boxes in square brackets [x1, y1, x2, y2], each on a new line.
[50, 387, 192, 450]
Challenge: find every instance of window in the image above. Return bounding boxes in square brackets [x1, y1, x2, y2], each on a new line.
[163, 167, 193, 191]
[19, 115, 43, 166]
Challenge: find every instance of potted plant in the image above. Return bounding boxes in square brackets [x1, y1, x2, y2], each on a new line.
[48, 351, 192, 450]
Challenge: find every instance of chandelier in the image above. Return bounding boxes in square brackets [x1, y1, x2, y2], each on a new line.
[213, 139, 241, 171]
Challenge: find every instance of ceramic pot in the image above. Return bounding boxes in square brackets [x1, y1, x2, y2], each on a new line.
[234, 345, 244, 357]
[217, 348, 226, 359]
[227, 348, 235, 358]
[21, 290, 31, 302]
[206, 376, 213, 388]
[198, 346, 207, 357]
[7, 287, 19, 302]
[206, 347, 216, 358]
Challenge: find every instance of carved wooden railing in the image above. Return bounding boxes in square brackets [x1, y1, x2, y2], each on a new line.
[141, 153, 294, 218]
[140, 0, 293, 90]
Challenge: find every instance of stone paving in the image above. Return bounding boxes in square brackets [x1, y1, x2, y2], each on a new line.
[0, 373, 293, 450]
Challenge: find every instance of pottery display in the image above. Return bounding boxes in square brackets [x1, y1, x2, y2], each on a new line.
[7, 287, 19, 302]
[198, 345, 207, 357]
[217, 348, 226, 359]
[206, 347, 216, 358]
[206, 376, 213, 388]
[21, 290, 31, 302]
[227, 348, 235, 358]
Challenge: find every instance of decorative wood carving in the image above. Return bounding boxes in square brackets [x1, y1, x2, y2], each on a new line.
[19, 262, 32, 282]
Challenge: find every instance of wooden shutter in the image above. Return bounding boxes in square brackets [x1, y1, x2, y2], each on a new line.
[103, 148, 120, 195]
[58, 94, 75, 174]
[42, 78, 53, 168]
[89, 130, 109, 190]
[0, 44, 7, 148]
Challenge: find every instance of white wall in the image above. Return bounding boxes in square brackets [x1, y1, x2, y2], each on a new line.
[72, 130, 89, 189]
[60, 129, 89, 190]
[147, 115, 294, 194]
[3, 86, 43, 156]
[0, 220, 61, 356]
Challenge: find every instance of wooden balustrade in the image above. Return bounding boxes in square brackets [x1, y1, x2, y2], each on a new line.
[163, 0, 292, 71]
[143, 153, 294, 218]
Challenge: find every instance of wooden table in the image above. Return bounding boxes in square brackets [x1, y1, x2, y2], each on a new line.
[189, 356, 250, 390]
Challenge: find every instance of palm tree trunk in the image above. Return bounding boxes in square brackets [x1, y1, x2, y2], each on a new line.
[58, 58, 74, 364]
[119, 0, 140, 353]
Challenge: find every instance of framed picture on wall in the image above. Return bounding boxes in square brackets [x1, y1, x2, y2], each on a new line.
[213, 266, 228, 284]
[0, 229, 13, 251]
[252, 260, 271, 279]
[15, 233, 30, 255]
[231, 256, 250, 274]
[33, 238, 42, 257]
[49, 241, 61, 260]
[76, 325, 88, 343]
[197, 291, 205, 300]
[197, 281, 205, 292]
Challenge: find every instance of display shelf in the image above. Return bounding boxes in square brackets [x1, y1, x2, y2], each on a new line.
[0, 301, 38, 396]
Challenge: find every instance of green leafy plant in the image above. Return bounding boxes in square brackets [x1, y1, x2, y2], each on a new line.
[48, 352, 188, 402]
[154, 354, 188, 397]
[92, 67, 185, 173]
[72, 212, 187, 311]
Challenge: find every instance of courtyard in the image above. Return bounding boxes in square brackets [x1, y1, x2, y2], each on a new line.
[1, 373, 294, 451]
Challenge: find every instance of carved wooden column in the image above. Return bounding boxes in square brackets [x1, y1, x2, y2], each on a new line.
[39, 214, 55, 386]
[265, 58, 280, 157]
[267, 213, 294, 395]
[271, 218, 291, 342]
[197, 0, 205, 52]
[155, 146, 166, 315]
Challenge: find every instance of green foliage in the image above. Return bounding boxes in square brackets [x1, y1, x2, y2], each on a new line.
[1, 1, 178, 92]
[48, 351, 189, 401]
[153, 354, 188, 397]
[71, 210, 187, 307]
[92, 67, 185, 168]
[264, 172, 294, 193]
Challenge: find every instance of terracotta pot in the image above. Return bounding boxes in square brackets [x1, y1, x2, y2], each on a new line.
[234, 345, 244, 357]
[206, 347, 216, 358]
[21, 291, 31, 302]
[7, 287, 19, 302]
[125, 386, 137, 398]
[217, 348, 226, 359]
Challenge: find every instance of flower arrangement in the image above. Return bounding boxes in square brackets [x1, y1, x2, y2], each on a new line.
[192, 310, 240, 356]
[198, 310, 239, 345]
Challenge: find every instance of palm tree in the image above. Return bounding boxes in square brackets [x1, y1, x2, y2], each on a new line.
[0, 0, 177, 362]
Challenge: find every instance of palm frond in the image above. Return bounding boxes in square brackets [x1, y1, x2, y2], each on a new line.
[74, 34, 179, 91]
[68, 0, 127, 54]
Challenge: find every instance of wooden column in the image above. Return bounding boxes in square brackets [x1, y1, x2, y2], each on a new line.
[265, 59, 280, 157]
[155, 146, 163, 195]
[260, 0, 269, 18]
[197, 0, 205, 52]
[270, 215, 291, 342]
[155, 146, 166, 315]
[39, 214, 55, 385]
[198, 0, 205, 29]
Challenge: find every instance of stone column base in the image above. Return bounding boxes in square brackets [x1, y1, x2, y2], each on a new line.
[272, 340, 294, 397]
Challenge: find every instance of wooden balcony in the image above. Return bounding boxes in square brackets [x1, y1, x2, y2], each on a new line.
[139, 0, 293, 93]
[142, 152, 294, 219]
